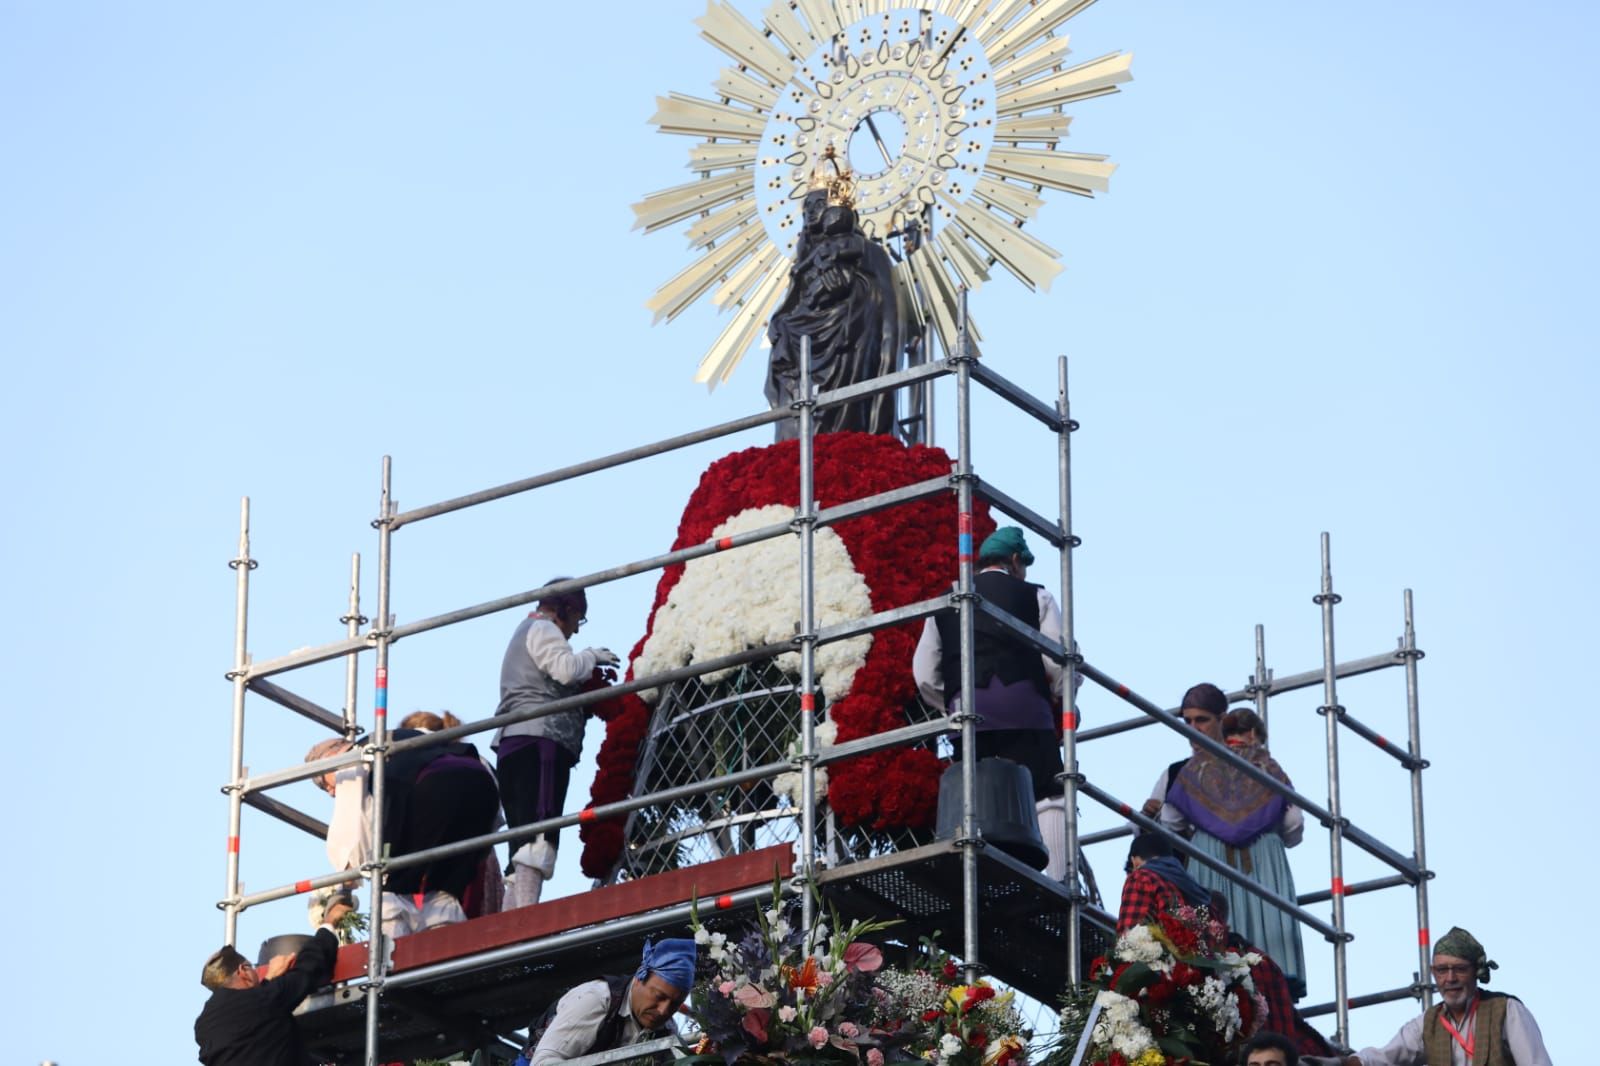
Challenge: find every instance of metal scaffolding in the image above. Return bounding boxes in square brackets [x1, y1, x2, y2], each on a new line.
[217, 346, 1433, 1063]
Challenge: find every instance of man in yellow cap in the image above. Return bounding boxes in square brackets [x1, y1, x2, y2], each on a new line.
[1302, 926, 1551, 1065]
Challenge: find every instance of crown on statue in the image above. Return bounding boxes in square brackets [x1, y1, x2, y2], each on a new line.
[808, 145, 856, 208]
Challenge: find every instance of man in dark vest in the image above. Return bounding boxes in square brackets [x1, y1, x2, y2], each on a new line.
[194, 898, 352, 1065]
[1302, 927, 1551, 1065]
[912, 526, 1072, 876]
[523, 937, 696, 1066]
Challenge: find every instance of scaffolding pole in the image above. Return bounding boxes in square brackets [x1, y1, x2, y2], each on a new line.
[1251, 624, 1270, 733]
[1403, 588, 1433, 1009]
[954, 290, 982, 981]
[342, 552, 366, 739]
[1056, 355, 1083, 985]
[364, 457, 395, 1066]
[223, 496, 255, 945]
[1316, 532, 1351, 1048]
[797, 335, 819, 929]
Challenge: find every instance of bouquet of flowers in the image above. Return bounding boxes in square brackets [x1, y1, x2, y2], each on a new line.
[685, 881, 900, 1065]
[873, 939, 1031, 1066]
[1046, 907, 1265, 1066]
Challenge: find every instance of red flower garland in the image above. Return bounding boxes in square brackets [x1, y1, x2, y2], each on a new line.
[579, 431, 995, 878]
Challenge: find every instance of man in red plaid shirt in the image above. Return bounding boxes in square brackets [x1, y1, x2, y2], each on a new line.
[1115, 832, 1210, 934]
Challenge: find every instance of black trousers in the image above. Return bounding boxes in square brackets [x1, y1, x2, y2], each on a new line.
[497, 738, 578, 872]
[385, 765, 501, 900]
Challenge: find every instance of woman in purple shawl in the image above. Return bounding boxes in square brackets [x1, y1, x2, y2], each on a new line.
[1166, 706, 1306, 998]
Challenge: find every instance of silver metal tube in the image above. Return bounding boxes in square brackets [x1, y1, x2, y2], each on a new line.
[364, 457, 394, 1066]
[1297, 874, 1410, 906]
[1056, 355, 1082, 984]
[797, 334, 818, 928]
[1075, 660, 1419, 880]
[1075, 650, 1406, 742]
[245, 678, 345, 734]
[234, 713, 961, 913]
[388, 360, 950, 530]
[968, 360, 1065, 430]
[1316, 532, 1350, 1047]
[1335, 706, 1423, 768]
[954, 289, 981, 980]
[1300, 984, 1424, 1019]
[1403, 588, 1433, 1009]
[223, 497, 254, 944]
[241, 595, 954, 798]
[342, 552, 364, 738]
[242, 792, 329, 840]
[245, 476, 952, 683]
[1253, 624, 1270, 734]
[972, 479, 1067, 548]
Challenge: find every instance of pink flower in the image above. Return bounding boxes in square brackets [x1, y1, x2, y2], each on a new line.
[843, 942, 884, 973]
[867, 1050, 885, 1066]
[734, 984, 776, 1009]
[809, 1026, 829, 1049]
[778, 1005, 797, 1023]
[719, 980, 736, 996]
[839, 1022, 860, 1039]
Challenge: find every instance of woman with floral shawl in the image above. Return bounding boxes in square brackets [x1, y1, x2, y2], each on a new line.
[1165, 707, 1306, 998]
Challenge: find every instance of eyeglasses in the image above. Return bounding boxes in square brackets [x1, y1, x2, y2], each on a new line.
[1431, 964, 1474, 979]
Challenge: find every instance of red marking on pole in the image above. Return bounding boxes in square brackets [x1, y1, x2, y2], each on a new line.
[958, 513, 973, 535]
[1331, 877, 1346, 896]
[716, 536, 733, 551]
[227, 836, 240, 854]
[376, 667, 388, 688]
[1377, 734, 1389, 748]
[1418, 927, 1430, 946]
[374, 707, 387, 719]
[579, 808, 596, 823]
[715, 895, 735, 910]
[800, 693, 816, 712]
[295, 880, 312, 894]
[1118, 803, 1132, 817]
[1062, 710, 1079, 732]
[1116, 684, 1130, 698]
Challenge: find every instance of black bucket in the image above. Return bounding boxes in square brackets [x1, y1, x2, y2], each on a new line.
[934, 757, 1048, 871]
[256, 933, 315, 966]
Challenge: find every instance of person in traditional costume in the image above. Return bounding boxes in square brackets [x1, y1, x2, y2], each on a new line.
[305, 710, 501, 937]
[1142, 681, 1307, 995]
[1302, 927, 1552, 1066]
[1115, 832, 1211, 934]
[912, 526, 1075, 878]
[494, 581, 620, 908]
[522, 937, 696, 1066]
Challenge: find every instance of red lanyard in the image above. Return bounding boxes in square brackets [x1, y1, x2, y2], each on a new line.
[1439, 997, 1478, 1061]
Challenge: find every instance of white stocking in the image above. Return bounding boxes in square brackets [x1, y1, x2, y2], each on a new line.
[1036, 797, 1068, 883]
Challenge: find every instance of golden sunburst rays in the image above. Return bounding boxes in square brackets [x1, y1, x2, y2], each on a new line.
[633, 0, 1131, 388]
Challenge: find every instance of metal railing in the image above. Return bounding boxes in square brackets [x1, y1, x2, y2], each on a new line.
[218, 338, 1431, 1061]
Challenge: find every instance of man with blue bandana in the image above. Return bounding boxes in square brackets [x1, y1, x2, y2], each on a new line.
[524, 938, 697, 1066]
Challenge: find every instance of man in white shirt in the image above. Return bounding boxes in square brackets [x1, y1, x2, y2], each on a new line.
[1302, 927, 1552, 1066]
[494, 581, 619, 908]
[911, 526, 1074, 878]
[526, 937, 696, 1066]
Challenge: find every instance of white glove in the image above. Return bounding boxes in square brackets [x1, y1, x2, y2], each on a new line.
[591, 647, 621, 668]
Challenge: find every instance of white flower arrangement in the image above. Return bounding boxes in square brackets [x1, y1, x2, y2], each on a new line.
[632, 505, 873, 704]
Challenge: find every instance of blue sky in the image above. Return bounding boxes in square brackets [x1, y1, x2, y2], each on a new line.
[2, 2, 1594, 1062]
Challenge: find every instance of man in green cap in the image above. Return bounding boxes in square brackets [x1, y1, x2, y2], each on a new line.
[912, 525, 1073, 877]
[1302, 926, 1551, 1065]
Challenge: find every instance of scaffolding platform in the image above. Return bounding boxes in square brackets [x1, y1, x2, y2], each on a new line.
[295, 840, 1115, 1062]
[817, 840, 1116, 1001]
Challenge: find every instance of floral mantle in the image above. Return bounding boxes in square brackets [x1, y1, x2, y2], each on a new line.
[579, 432, 995, 879]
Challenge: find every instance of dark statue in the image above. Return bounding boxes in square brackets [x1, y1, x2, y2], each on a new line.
[765, 187, 904, 440]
